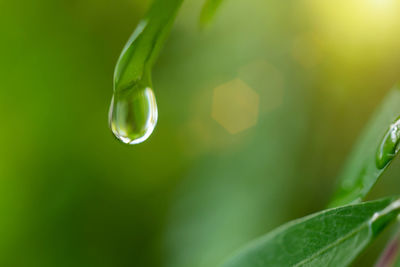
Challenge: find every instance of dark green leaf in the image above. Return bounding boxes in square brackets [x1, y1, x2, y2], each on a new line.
[222, 197, 400, 267]
[329, 85, 400, 207]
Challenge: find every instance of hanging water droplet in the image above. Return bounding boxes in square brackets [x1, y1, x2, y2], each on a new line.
[109, 86, 158, 145]
[108, 0, 184, 144]
[376, 116, 400, 169]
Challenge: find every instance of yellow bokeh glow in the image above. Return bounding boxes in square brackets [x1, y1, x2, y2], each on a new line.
[212, 79, 260, 134]
[302, 0, 400, 64]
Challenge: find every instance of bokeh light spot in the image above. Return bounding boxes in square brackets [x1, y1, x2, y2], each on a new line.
[212, 79, 259, 134]
[238, 60, 285, 113]
[302, 0, 400, 64]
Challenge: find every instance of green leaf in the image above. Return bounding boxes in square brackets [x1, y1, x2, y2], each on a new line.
[328, 85, 400, 207]
[114, 0, 184, 92]
[222, 197, 400, 267]
[200, 0, 224, 28]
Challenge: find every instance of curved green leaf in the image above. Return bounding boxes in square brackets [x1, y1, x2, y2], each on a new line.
[222, 197, 400, 267]
[114, 0, 184, 92]
[329, 85, 400, 207]
[200, 0, 224, 27]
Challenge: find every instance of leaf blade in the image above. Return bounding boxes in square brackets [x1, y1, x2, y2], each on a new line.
[114, 0, 184, 92]
[329, 85, 400, 207]
[200, 0, 224, 27]
[222, 197, 400, 267]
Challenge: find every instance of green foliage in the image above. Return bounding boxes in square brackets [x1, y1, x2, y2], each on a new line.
[222, 197, 400, 267]
[219, 84, 400, 266]
[114, 0, 400, 264]
[4, 0, 400, 265]
[329, 85, 400, 207]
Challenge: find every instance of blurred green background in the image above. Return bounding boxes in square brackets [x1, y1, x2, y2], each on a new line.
[1, 0, 400, 266]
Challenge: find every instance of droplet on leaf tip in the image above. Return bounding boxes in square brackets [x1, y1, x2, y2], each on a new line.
[109, 86, 158, 145]
[376, 117, 400, 169]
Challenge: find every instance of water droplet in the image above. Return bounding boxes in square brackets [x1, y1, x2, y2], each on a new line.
[108, 0, 184, 144]
[376, 117, 400, 169]
[109, 86, 158, 145]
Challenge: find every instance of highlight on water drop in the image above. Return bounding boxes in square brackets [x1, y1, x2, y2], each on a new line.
[109, 86, 158, 145]
[376, 116, 400, 169]
[108, 0, 184, 145]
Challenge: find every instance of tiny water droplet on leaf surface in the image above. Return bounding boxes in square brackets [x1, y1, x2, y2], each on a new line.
[109, 87, 158, 145]
[376, 116, 400, 169]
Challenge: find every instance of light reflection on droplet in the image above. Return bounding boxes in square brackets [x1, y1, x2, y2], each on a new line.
[109, 87, 158, 145]
[376, 116, 400, 169]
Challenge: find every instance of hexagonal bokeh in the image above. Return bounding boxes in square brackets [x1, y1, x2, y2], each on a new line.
[212, 78, 260, 134]
[238, 60, 285, 113]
